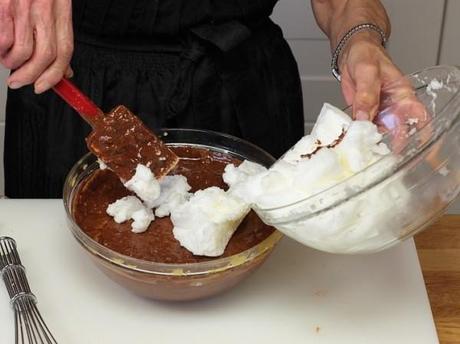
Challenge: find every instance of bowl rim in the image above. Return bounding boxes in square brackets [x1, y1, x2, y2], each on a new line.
[254, 64, 460, 216]
[63, 128, 283, 276]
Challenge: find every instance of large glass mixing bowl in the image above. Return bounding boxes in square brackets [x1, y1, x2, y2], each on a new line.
[254, 65, 460, 254]
[64, 129, 282, 301]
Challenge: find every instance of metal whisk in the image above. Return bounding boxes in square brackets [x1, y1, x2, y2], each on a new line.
[0, 237, 58, 344]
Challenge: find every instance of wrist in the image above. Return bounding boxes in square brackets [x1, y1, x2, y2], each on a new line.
[331, 23, 387, 81]
[338, 30, 384, 66]
[342, 30, 383, 49]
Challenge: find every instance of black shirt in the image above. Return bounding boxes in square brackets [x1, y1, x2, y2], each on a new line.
[72, 0, 278, 36]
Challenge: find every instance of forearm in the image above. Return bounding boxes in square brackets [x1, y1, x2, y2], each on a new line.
[311, 0, 390, 50]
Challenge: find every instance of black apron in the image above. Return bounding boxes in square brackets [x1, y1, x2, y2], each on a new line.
[4, 0, 304, 198]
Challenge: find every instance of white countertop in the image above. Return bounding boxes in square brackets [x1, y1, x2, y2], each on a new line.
[0, 200, 439, 343]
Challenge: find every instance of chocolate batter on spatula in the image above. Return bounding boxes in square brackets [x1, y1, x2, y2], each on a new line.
[53, 79, 179, 182]
[87, 105, 179, 181]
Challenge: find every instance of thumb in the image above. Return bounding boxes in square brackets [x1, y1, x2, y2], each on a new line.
[352, 64, 381, 121]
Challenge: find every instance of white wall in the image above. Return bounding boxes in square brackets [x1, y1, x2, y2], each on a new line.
[0, 0, 459, 208]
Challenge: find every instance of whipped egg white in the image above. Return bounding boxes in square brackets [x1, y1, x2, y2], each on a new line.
[123, 164, 161, 208]
[170, 187, 250, 257]
[106, 196, 155, 233]
[223, 103, 411, 253]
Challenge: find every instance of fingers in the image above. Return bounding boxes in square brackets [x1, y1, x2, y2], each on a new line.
[7, 0, 57, 90]
[340, 68, 355, 107]
[351, 61, 381, 121]
[0, 0, 15, 56]
[340, 37, 434, 156]
[0, 0, 34, 71]
[376, 105, 408, 153]
[376, 94, 431, 154]
[425, 137, 444, 171]
[34, 0, 73, 93]
[64, 65, 73, 78]
[6, 0, 74, 93]
[400, 97, 429, 129]
[380, 71, 414, 109]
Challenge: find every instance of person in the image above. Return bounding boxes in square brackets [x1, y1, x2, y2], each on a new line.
[0, 0, 403, 198]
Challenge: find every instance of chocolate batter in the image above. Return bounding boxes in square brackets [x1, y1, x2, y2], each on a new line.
[86, 105, 179, 182]
[72, 146, 275, 264]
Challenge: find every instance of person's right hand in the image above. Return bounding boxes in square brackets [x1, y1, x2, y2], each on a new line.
[0, 0, 73, 94]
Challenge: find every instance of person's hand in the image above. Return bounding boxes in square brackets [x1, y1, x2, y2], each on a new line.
[338, 31, 429, 151]
[339, 31, 404, 121]
[0, 0, 74, 94]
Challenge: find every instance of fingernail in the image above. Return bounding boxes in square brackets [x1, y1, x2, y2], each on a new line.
[8, 81, 23, 89]
[65, 69, 74, 78]
[34, 81, 49, 94]
[356, 110, 369, 120]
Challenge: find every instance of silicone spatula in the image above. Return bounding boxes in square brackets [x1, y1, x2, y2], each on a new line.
[53, 79, 179, 181]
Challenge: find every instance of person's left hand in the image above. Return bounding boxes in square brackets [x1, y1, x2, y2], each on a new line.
[338, 31, 430, 151]
[338, 31, 403, 122]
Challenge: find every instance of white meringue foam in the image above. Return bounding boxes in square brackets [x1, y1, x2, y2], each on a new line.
[223, 103, 411, 253]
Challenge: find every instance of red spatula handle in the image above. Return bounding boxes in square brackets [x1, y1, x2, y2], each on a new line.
[53, 78, 103, 125]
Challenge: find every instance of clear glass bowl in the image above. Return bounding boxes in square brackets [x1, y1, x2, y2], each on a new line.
[63, 129, 282, 301]
[254, 65, 460, 254]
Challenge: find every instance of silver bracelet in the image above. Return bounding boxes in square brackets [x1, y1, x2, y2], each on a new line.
[331, 23, 387, 81]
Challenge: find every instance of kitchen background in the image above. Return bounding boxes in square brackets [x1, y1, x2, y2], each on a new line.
[0, 0, 459, 211]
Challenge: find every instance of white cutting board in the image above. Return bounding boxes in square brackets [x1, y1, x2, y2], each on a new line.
[0, 200, 439, 344]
